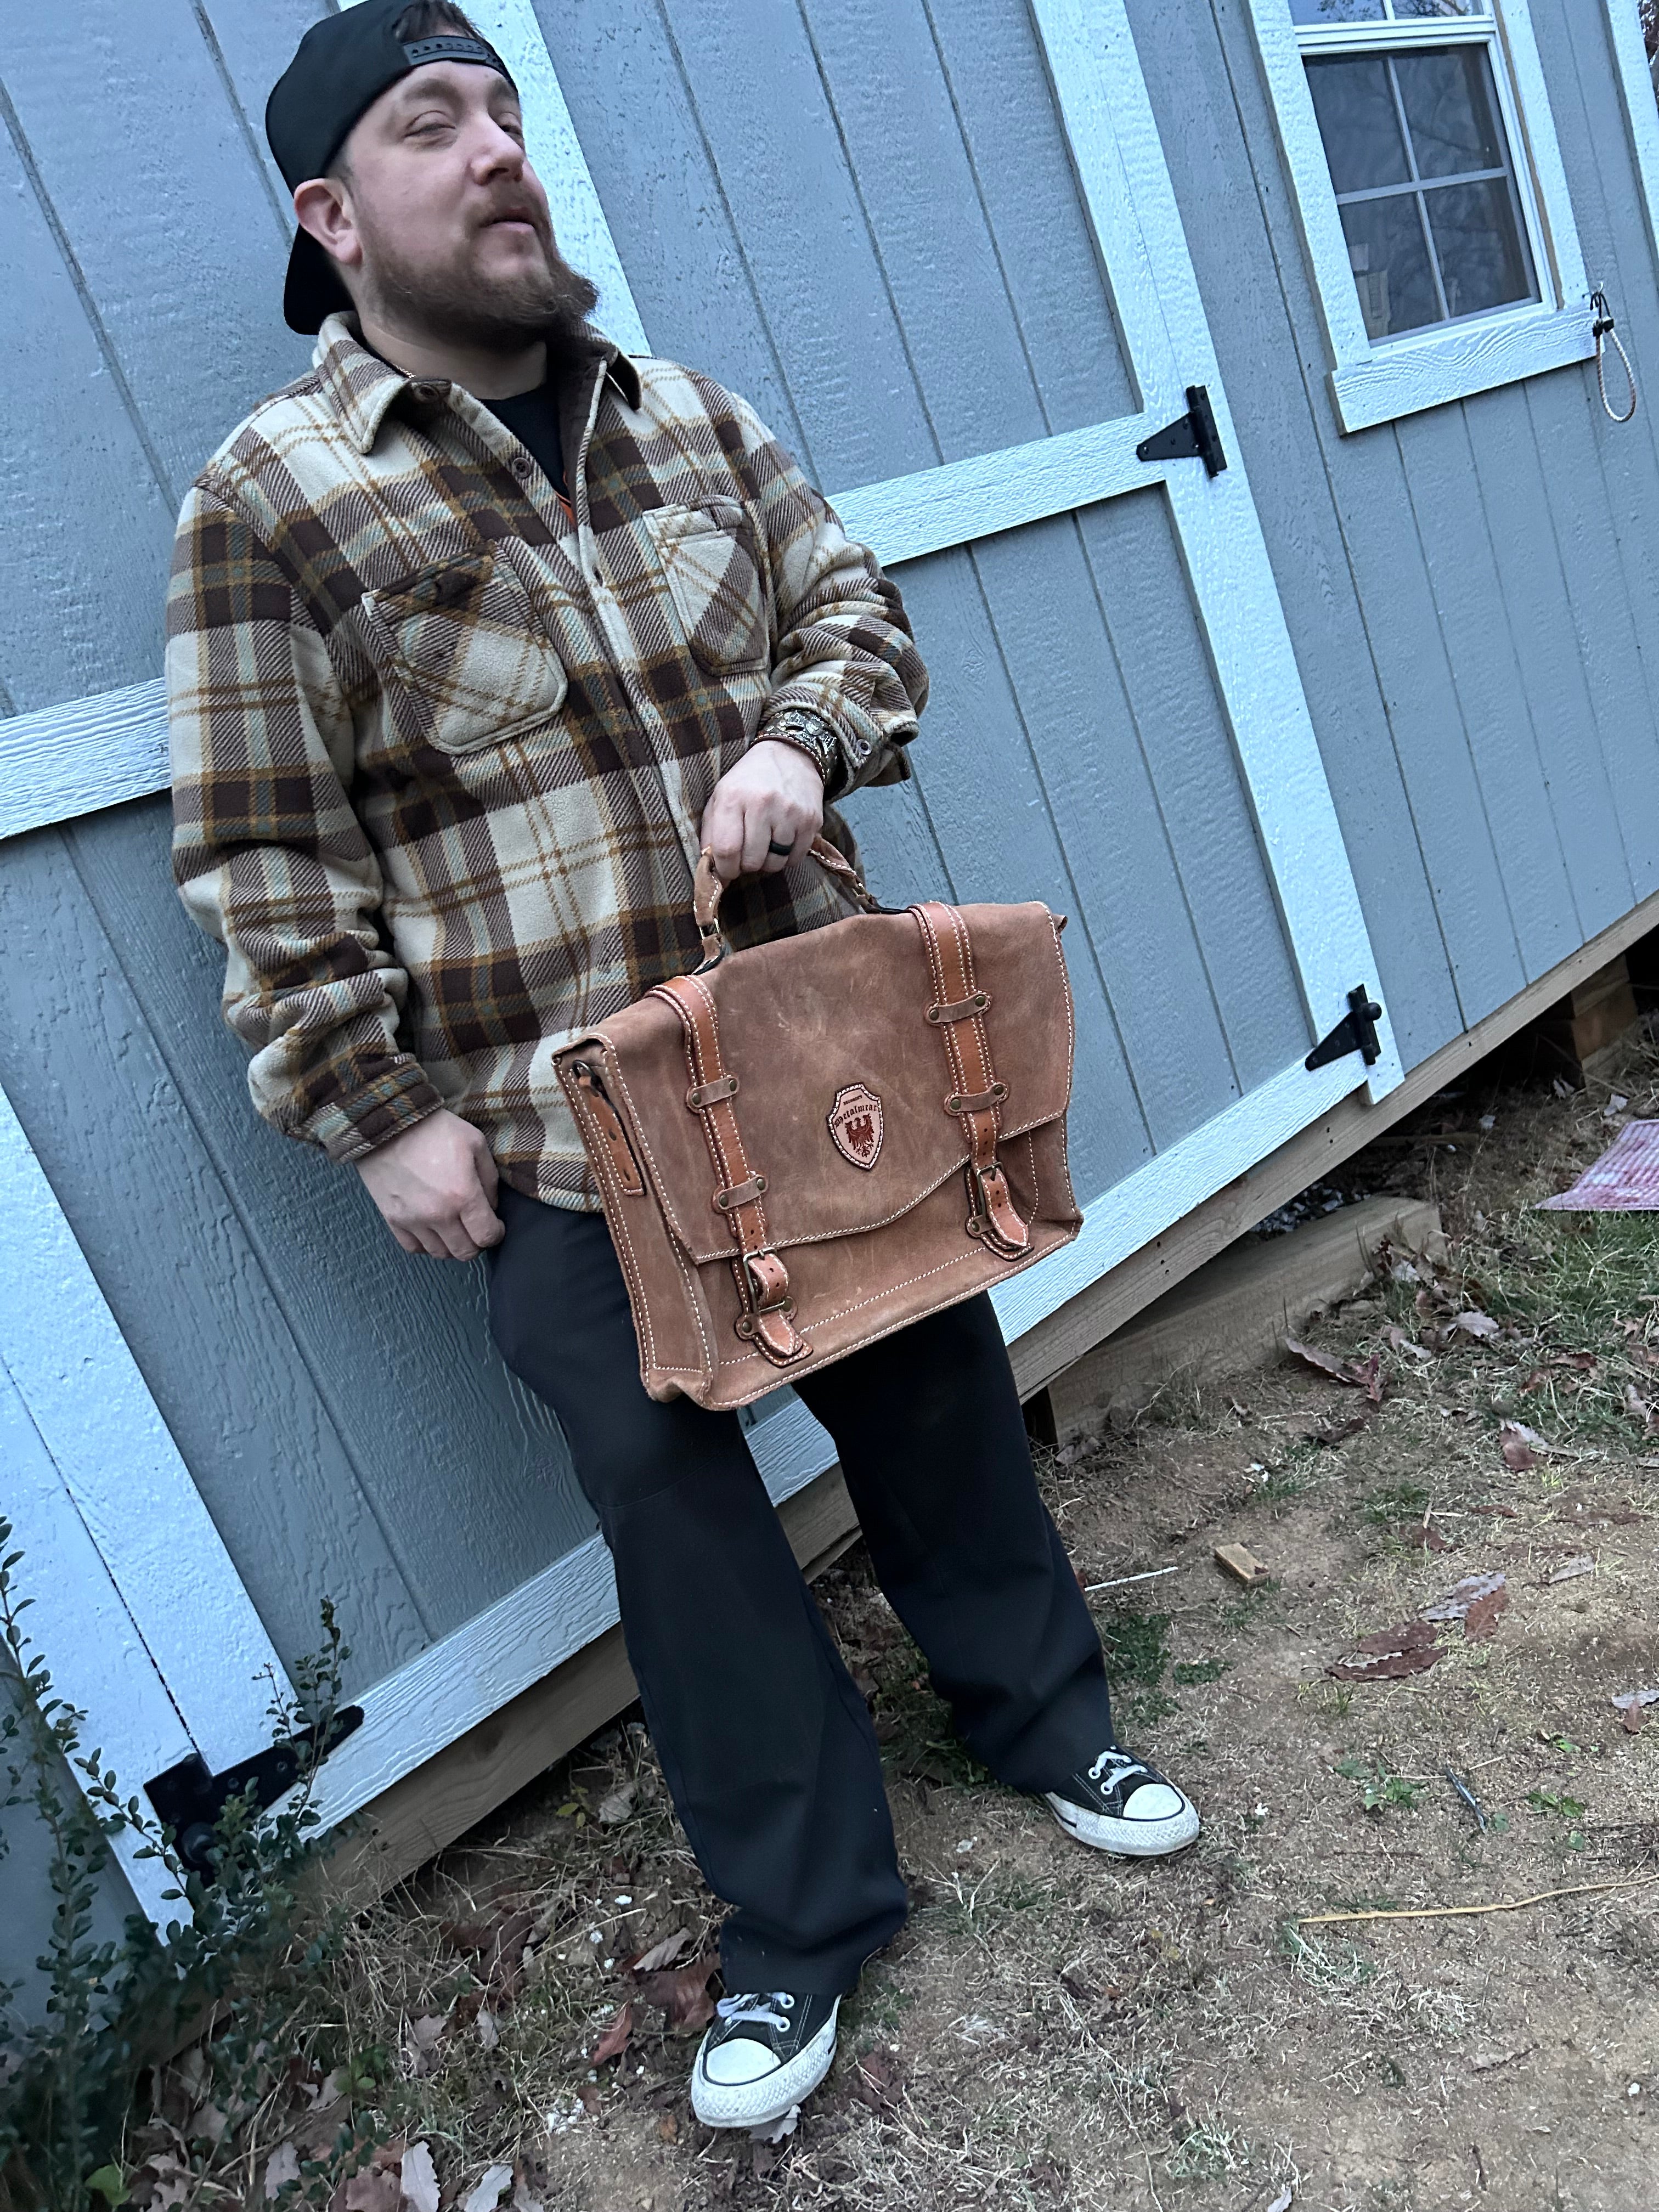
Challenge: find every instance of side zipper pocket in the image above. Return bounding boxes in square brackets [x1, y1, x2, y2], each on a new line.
[572, 1061, 645, 1196]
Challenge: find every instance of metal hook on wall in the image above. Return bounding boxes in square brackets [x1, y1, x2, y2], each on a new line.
[1590, 288, 1638, 424]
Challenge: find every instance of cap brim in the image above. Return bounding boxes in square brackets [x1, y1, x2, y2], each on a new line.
[284, 226, 354, 336]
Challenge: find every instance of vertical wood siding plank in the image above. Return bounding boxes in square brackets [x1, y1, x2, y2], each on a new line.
[910, 0, 1139, 434]
[193, 1, 331, 234]
[887, 548, 1155, 1195]
[965, 515, 1241, 1149]
[1, 0, 312, 510]
[528, 0, 809, 457]
[1389, 404, 1582, 974]
[0, 129, 173, 708]
[1454, 379, 1634, 935]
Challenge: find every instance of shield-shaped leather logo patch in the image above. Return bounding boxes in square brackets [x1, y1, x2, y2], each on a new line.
[828, 1083, 883, 1171]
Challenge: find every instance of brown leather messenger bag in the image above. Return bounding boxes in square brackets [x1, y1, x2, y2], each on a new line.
[554, 838, 1081, 1409]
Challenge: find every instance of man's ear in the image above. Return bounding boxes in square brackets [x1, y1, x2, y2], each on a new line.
[293, 177, 363, 275]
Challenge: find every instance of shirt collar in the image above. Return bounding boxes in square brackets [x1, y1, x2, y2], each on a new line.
[312, 311, 642, 454]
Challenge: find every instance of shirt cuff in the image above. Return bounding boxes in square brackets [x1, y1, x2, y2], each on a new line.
[304, 1063, 449, 1164]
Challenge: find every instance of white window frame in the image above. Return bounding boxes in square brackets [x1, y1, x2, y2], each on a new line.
[1246, 0, 1594, 431]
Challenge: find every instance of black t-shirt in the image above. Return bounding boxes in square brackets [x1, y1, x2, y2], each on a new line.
[478, 380, 567, 500]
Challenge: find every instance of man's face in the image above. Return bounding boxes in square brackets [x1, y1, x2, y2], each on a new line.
[332, 62, 597, 352]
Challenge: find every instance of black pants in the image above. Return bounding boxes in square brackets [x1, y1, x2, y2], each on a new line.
[487, 1187, 1115, 1995]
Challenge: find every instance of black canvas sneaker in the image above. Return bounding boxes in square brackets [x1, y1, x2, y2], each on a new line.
[1045, 1747, 1200, 1857]
[690, 1988, 842, 2129]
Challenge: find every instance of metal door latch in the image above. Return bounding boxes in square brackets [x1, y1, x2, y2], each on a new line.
[1135, 385, 1227, 477]
[145, 1705, 363, 1877]
[1306, 986, 1384, 1072]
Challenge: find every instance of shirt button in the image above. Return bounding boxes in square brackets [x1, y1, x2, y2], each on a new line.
[409, 380, 443, 402]
[510, 454, 532, 477]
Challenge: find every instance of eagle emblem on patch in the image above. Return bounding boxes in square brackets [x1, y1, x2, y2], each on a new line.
[828, 1083, 883, 1171]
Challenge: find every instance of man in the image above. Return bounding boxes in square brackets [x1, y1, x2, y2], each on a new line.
[168, 0, 1199, 2132]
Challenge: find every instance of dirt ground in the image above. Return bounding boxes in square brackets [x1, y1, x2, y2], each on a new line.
[148, 1042, 1659, 2212]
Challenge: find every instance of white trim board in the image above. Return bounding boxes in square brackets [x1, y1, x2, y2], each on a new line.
[2, 1364, 190, 1928]
[1605, 0, 1659, 275]
[1243, 0, 1594, 432]
[0, 1081, 289, 1776]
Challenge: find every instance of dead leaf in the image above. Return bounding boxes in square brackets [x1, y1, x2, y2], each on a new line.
[590, 2001, 634, 2066]
[657, 2115, 678, 2145]
[1519, 1368, 1550, 1396]
[1547, 1554, 1595, 1584]
[1454, 1310, 1500, 1342]
[575, 2083, 604, 2120]
[1285, 1339, 1371, 1390]
[475, 2007, 498, 2051]
[401, 2015, 447, 2080]
[1405, 1517, 1451, 1554]
[854, 2049, 905, 2112]
[1499, 1421, 1546, 1471]
[1623, 1382, 1656, 1429]
[596, 1781, 637, 1825]
[1621, 1701, 1647, 1735]
[143, 2157, 198, 2212]
[1307, 1410, 1372, 1448]
[1470, 2042, 1537, 2073]
[635, 1953, 720, 2034]
[461, 2165, 514, 2212]
[1385, 1324, 1432, 1361]
[1328, 1619, 1444, 1681]
[625, 1929, 692, 1977]
[343, 2169, 400, 2212]
[400, 2143, 440, 2212]
[1462, 1587, 1509, 1640]
[510, 2167, 543, 2212]
[264, 2143, 301, 2202]
[1611, 1686, 1659, 1717]
[1425, 1570, 1506, 1621]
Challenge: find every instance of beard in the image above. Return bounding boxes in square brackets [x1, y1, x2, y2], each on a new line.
[356, 201, 601, 362]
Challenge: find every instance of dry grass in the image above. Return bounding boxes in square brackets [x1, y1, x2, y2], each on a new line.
[131, 1041, 1659, 2211]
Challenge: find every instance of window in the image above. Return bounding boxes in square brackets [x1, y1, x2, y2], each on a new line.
[1248, 0, 1594, 430]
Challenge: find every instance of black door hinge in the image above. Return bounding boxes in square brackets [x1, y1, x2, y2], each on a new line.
[145, 1706, 363, 1878]
[1306, 986, 1384, 1072]
[1136, 385, 1227, 477]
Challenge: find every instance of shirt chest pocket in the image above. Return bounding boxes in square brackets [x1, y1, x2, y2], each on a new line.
[642, 496, 770, 675]
[365, 544, 568, 756]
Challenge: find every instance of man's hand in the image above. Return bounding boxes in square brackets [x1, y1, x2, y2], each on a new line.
[355, 1109, 505, 1260]
[700, 738, 824, 883]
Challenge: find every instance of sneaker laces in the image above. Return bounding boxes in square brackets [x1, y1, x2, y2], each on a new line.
[715, 1991, 794, 2032]
[1087, 1748, 1147, 1789]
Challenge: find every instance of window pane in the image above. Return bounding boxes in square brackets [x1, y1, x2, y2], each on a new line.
[1391, 2, 1488, 16]
[1289, 1, 1384, 20]
[1339, 194, 1442, 337]
[1395, 46, 1506, 179]
[1424, 176, 1537, 317]
[1306, 56, 1411, 193]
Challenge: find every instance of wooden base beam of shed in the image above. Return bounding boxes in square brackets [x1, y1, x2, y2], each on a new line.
[327, 884, 1659, 1906]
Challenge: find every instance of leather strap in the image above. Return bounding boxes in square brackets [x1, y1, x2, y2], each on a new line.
[910, 902, 1030, 1260]
[690, 836, 878, 972]
[650, 973, 809, 1366]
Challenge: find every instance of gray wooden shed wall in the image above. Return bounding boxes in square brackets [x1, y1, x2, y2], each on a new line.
[3, 0, 1658, 1988]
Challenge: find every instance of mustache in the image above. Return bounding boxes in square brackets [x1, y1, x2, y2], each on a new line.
[476, 192, 551, 238]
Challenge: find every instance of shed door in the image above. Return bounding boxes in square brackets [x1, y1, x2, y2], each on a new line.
[534, 0, 1403, 1362]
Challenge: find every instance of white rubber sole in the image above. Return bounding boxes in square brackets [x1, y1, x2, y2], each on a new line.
[690, 2005, 840, 2130]
[1045, 1788, 1201, 1858]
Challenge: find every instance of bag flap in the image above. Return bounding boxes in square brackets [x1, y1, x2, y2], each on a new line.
[573, 901, 1073, 1265]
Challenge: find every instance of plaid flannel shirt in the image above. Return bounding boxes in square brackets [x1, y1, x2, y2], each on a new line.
[167, 314, 927, 1210]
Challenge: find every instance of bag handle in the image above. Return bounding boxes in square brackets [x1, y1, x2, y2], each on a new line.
[692, 836, 878, 970]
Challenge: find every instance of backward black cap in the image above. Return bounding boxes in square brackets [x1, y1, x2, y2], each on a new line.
[265, 0, 516, 335]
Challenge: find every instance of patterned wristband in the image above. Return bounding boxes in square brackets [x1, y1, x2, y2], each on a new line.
[760, 708, 840, 791]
